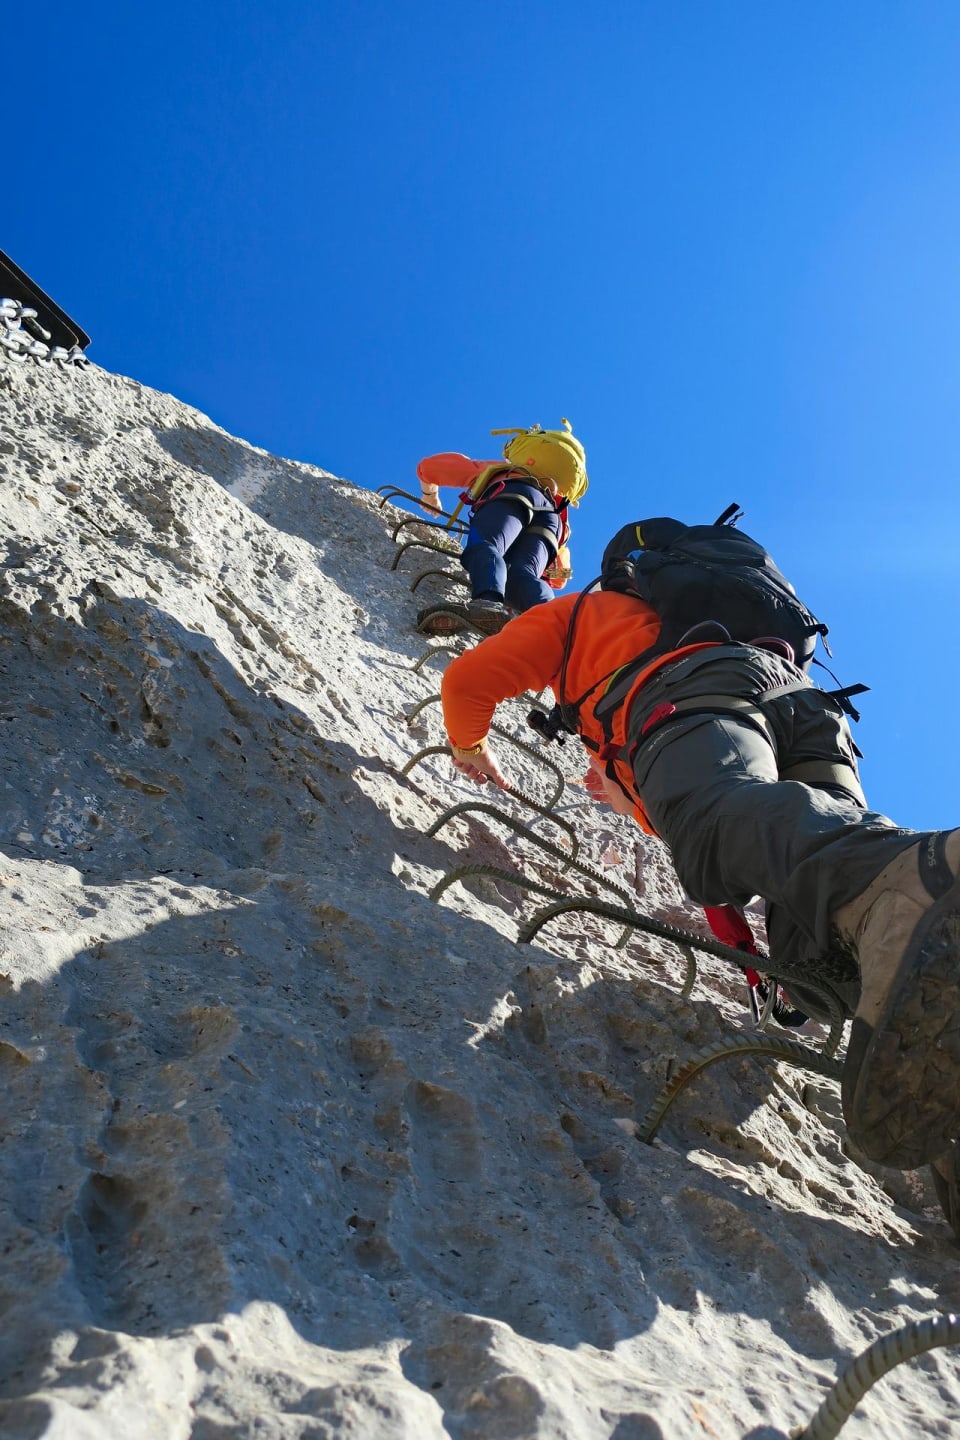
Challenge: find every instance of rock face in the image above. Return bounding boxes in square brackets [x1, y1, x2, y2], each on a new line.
[0, 355, 958, 1440]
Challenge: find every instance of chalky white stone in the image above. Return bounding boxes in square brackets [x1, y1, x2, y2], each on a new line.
[0, 349, 955, 1438]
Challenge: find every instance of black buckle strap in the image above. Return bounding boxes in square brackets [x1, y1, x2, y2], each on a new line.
[824, 682, 869, 724]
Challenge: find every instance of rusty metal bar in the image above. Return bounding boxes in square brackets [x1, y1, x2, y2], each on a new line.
[410, 568, 468, 594]
[375, 486, 424, 507]
[424, 800, 580, 864]
[391, 514, 466, 543]
[410, 645, 465, 674]
[637, 1034, 843, 1144]
[796, 1313, 960, 1440]
[401, 723, 567, 811]
[428, 863, 571, 908]
[391, 538, 461, 571]
[516, 896, 699, 993]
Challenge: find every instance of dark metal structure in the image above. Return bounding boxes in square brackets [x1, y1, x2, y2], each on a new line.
[0, 247, 90, 350]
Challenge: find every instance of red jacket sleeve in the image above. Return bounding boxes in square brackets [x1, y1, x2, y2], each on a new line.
[417, 453, 500, 490]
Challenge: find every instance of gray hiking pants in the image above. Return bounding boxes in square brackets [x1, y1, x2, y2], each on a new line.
[626, 645, 920, 1010]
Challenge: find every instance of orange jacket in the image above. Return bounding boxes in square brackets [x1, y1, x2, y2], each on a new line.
[417, 452, 573, 581]
[417, 452, 502, 493]
[440, 589, 712, 832]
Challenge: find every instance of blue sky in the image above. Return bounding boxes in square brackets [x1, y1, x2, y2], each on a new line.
[9, 2, 959, 828]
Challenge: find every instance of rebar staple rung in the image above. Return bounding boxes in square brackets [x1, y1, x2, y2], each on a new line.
[637, 1034, 843, 1144]
[411, 644, 465, 673]
[411, 568, 468, 593]
[402, 722, 567, 811]
[429, 863, 572, 907]
[425, 800, 580, 864]
[391, 537, 461, 570]
[794, 1312, 960, 1440]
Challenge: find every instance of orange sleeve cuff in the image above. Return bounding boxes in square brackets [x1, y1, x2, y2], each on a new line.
[417, 453, 493, 490]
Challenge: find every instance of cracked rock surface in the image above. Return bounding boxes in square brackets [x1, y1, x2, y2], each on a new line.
[0, 354, 958, 1439]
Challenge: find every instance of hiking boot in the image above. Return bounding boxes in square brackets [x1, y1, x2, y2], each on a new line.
[467, 598, 512, 635]
[833, 830, 960, 1169]
[416, 604, 467, 636]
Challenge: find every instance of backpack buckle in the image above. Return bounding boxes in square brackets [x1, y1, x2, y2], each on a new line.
[640, 702, 678, 737]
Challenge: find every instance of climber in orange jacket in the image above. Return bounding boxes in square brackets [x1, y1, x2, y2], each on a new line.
[417, 451, 573, 635]
[440, 586, 685, 828]
[439, 583, 960, 1224]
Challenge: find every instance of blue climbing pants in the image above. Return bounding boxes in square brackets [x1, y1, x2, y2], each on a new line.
[461, 482, 562, 612]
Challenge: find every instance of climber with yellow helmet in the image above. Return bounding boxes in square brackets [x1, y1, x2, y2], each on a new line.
[416, 419, 586, 636]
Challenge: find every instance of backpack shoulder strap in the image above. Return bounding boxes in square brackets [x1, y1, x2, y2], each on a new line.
[467, 462, 513, 499]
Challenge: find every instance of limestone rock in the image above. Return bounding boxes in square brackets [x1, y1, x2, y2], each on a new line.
[0, 355, 957, 1438]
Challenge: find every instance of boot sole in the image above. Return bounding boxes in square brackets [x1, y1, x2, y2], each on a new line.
[416, 608, 468, 636]
[843, 891, 960, 1169]
[467, 613, 511, 636]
